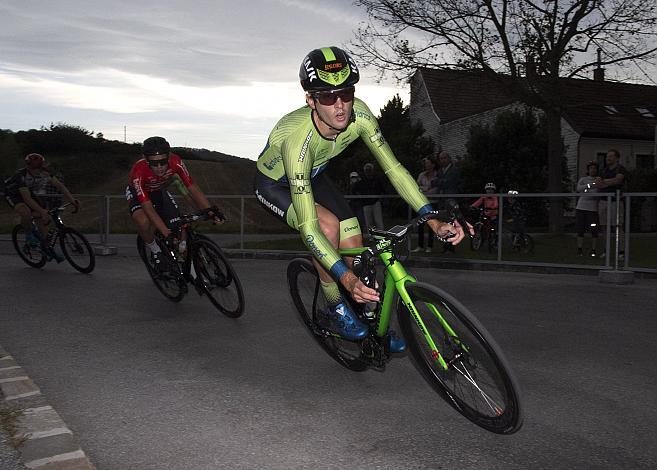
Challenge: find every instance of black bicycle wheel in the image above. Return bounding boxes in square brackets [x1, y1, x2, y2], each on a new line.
[12, 225, 46, 268]
[519, 234, 534, 254]
[137, 235, 187, 302]
[287, 258, 367, 372]
[192, 239, 244, 317]
[488, 231, 498, 253]
[59, 228, 95, 273]
[397, 282, 523, 434]
[470, 224, 483, 251]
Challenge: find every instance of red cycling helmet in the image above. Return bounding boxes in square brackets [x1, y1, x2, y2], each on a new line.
[25, 153, 45, 169]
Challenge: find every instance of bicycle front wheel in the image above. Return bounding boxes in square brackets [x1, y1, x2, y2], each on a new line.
[519, 234, 534, 254]
[397, 282, 523, 434]
[470, 223, 483, 251]
[287, 258, 367, 371]
[192, 239, 244, 317]
[137, 235, 187, 302]
[12, 225, 46, 268]
[59, 228, 95, 273]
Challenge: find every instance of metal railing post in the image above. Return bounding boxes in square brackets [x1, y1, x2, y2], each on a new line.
[98, 195, 105, 245]
[240, 197, 245, 250]
[497, 194, 503, 261]
[614, 190, 621, 271]
[104, 195, 110, 246]
[605, 194, 611, 267]
[624, 193, 630, 269]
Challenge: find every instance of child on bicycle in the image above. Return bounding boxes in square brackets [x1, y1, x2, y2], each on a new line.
[504, 190, 527, 247]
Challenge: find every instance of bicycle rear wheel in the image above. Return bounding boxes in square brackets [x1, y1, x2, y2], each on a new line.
[59, 228, 95, 273]
[287, 258, 367, 371]
[192, 239, 244, 317]
[518, 234, 534, 254]
[397, 282, 523, 434]
[470, 225, 483, 251]
[137, 235, 187, 302]
[12, 225, 46, 268]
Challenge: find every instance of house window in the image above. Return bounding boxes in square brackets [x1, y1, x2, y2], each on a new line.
[604, 105, 620, 115]
[635, 107, 656, 118]
[636, 154, 655, 169]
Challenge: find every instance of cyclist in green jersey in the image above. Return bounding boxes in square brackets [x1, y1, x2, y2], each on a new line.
[254, 46, 467, 349]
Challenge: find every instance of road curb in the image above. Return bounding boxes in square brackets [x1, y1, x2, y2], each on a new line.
[0, 346, 95, 470]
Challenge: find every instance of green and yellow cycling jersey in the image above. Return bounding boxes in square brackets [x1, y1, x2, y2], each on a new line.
[256, 97, 433, 279]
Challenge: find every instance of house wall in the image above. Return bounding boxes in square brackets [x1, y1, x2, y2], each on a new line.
[577, 138, 656, 178]
[561, 119, 580, 187]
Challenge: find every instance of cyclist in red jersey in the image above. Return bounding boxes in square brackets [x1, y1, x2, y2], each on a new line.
[126, 136, 223, 270]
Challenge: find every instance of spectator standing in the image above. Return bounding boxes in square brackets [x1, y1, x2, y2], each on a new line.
[348, 171, 366, 230]
[352, 162, 385, 232]
[575, 161, 600, 257]
[595, 149, 627, 259]
[433, 151, 460, 252]
[413, 156, 439, 252]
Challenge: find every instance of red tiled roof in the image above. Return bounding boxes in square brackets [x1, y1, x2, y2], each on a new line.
[417, 68, 657, 140]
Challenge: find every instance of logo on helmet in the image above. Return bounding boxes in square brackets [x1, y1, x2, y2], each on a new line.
[303, 57, 317, 82]
[325, 62, 343, 71]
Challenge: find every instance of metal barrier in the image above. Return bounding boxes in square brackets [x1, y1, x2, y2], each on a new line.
[2, 191, 655, 273]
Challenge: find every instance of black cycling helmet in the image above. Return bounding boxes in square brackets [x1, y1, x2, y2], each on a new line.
[142, 136, 170, 157]
[299, 46, 360, 92]
[25, 153, 45, 169]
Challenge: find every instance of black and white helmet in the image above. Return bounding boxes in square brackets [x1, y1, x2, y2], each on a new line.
[299, 46, 360, 92]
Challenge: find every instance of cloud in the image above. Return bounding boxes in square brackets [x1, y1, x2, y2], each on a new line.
[0, 0, 410, 158]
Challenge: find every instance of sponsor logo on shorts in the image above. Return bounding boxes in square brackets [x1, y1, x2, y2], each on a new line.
[255, 189, 284, 217]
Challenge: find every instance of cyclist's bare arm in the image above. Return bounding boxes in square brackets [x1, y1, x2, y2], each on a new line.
[51, 178, 78, 206]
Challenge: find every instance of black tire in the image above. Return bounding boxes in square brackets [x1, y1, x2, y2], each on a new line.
[397, 282, 523, 434]
[192, 239, 244, 317]
[59, 228, 95, 273]
[518, 234, 534, 254]
[12, 225, 46, 268]
[488, 230, 499, 253]
[287, 258, 368, 371]
[470, 224, 483, 251]
[137, 235, 187, 302]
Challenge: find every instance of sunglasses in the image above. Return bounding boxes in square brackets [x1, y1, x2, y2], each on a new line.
[147, 158, 169, 168]
[312, 87, 355, 106]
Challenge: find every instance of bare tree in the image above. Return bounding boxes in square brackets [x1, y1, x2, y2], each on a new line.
[352, 0, 657, 229]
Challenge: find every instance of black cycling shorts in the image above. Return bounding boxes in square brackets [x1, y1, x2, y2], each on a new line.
[254, 171, 355, 229]
[125, 185, 181, 229]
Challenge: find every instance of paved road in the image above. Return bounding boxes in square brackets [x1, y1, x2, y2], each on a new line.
[1, 254, 656, 469]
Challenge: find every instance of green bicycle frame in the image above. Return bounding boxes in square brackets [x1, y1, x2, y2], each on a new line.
[339, 239, 453, 371]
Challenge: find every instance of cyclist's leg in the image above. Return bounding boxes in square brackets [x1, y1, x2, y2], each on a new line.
[13, 202, 33, 231]
[126, 185, 154, 244]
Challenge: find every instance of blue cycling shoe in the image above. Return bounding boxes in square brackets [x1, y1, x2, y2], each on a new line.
[387, 330, 406, 353]
[319, 303, 369, 341]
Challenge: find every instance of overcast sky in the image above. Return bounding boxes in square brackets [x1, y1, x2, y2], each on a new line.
[0, 0, 409, 159]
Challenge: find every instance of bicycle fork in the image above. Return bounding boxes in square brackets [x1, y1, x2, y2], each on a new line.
[396, 284, 464, 372]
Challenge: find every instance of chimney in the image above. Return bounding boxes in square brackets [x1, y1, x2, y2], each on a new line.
[594, 48, 605, 81]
